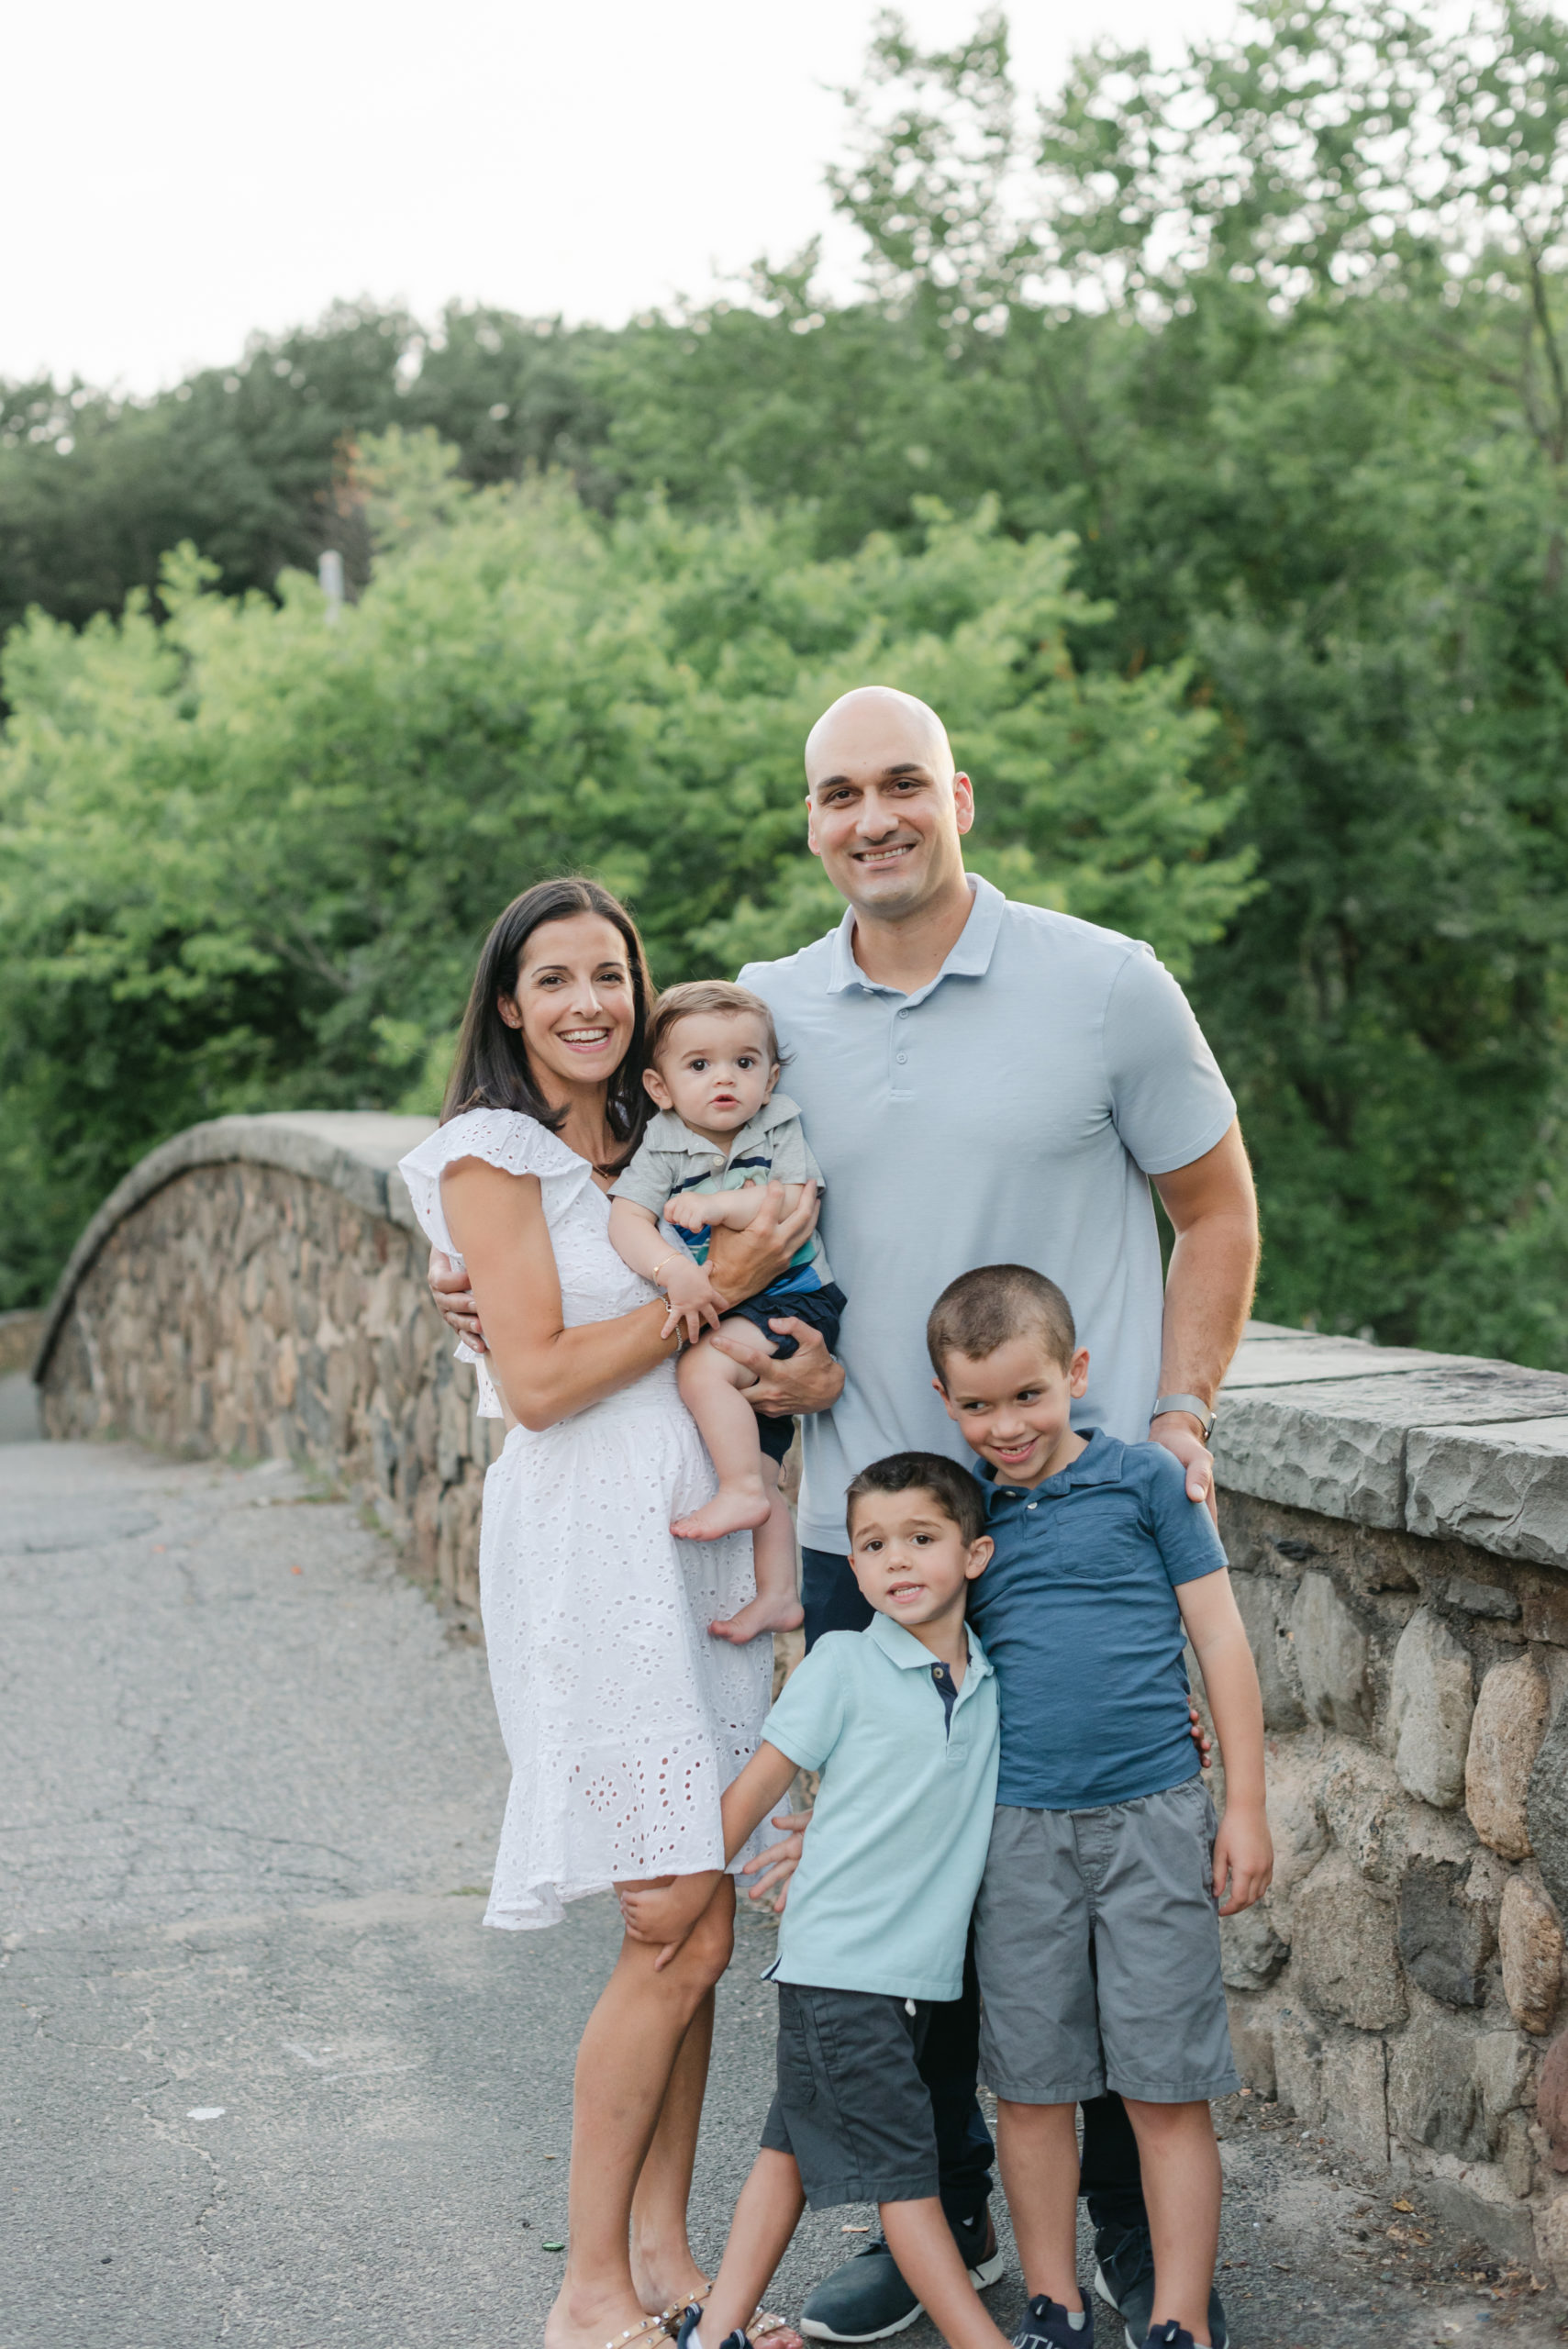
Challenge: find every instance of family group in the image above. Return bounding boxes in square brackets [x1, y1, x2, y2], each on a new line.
[396, 685, 1270, 2349]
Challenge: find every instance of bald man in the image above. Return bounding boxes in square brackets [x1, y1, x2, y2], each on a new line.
[430, 685, 1254, 2348]
[723, 686, 1253, 2349]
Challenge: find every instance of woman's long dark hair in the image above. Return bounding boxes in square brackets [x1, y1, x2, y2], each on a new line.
[441, 878, 657, 1174]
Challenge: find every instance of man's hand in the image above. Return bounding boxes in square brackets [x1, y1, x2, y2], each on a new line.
[739, 1807, 812, 1910]
[711, 1320, 845, 1417]
[617, 1868, 723, 1967]
[428, 1248, 485, 1351]
[1151, 1411, 1217, 1522]
[1213, 1804, 1273, 1916]
[706, 1183, 820, 1308]
[1187, 1699, 1213, 1770]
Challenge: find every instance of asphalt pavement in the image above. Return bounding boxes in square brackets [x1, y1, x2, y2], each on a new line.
[2, 1408, 1562, 2349]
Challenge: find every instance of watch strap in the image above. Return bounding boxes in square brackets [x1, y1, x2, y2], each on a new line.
[1152, 1392, 1217, 1441]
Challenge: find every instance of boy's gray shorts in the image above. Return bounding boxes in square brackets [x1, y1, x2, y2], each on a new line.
[759, 1982, 941, 2209]
[974, 1775, 1240, 2106]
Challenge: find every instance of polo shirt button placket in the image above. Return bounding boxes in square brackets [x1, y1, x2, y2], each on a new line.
[891, 1005, 914, 1095]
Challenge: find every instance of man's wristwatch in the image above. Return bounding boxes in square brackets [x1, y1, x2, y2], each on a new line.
[1152, 1392, 1217, 1442]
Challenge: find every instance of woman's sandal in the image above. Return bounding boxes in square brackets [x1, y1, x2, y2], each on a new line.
[656, 2283, 710, 2338]
[607, 2316, 675, 2349]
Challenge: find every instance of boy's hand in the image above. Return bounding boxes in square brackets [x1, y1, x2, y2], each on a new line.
[618, 1869, 724, 1966]
[1187, 1700, 1213, 1769]
[1212, 1805, 1273, 1914]
[740, 1807, 812, 1909]
[664, 1193, 714, 1234]
[657, 1256, 723, 1344]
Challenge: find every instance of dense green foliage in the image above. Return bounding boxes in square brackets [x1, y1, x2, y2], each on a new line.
[0, 306, 614, 644]
[7, 0, 1568, 1366]
[0, 464, 1247, 1305]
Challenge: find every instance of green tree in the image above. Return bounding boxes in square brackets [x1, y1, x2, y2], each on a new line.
[0, 448, 1249, 1308]
[786, 3, 1568, 1359]
[14, 3, 1568, 1365]
[0, 303, 613, 647]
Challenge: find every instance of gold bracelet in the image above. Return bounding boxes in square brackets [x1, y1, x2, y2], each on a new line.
[649, 1254, 677, 1289]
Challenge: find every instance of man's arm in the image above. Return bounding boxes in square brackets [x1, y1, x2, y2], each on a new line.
[1149, 1119, 1260, 1514]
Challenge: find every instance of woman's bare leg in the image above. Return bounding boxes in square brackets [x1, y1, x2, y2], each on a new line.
[629, 1991, 717, 2312]
[545, 1878, 735, 2349]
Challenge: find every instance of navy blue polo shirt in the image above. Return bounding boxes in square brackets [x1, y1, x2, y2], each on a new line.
[966, 1430, 1228, 1810]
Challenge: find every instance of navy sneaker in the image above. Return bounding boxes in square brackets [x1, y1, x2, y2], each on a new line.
[1092, 2220, 1227, 2349]
[1011, 2290, 1092, 2347]
[675, 2308, 749, 2349]
[1140, 2329, 1199, 2349]
[797, 2207, 1005, 2342]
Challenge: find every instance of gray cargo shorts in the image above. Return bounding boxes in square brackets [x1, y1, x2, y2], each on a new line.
[974, 1774, 1240, 2106]
[759, 1982, 942, 2209]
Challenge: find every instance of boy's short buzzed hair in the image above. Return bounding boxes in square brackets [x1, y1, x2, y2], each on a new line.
[845, 1451, 987, 1548]
[646, 981, 783, 1072]
[927, 1264, 1077, 1381]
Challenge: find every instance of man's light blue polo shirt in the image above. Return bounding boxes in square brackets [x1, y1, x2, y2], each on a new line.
[740, 876, 1235, 1553]
[760, 1614, 999, 2001]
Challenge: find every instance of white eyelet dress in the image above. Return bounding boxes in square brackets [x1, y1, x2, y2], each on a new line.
[398, 1108, 773, 1930]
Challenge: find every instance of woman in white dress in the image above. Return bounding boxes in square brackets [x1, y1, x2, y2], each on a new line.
[398, 879, 817, 2349]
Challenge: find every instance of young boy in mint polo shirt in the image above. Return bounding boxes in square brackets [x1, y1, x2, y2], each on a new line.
[929, 1265, 1273, 2349]
[619, 1453, 1018, 2349]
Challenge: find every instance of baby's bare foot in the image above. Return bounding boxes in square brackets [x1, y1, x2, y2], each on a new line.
[672, 1484, 772, 1542]
[708, 1588, 806, 1644]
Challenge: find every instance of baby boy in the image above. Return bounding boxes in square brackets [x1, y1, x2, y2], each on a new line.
[609, 981, 846, 1645]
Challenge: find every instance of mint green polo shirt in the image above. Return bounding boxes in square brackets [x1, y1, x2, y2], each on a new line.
[761, 1614, 999, 2001]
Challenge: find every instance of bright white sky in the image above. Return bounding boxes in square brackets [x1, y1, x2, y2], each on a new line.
[5, 0, 1240, 394]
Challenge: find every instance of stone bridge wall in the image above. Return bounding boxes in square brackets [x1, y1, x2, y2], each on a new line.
[31, 1113, 498, 1628]
[29, 1115, 1568, 2281]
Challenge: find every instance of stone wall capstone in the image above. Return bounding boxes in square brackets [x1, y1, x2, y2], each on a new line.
[30, 1118, 1568, 2282]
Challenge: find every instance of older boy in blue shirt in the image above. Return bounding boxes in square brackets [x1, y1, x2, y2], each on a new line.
[929, 1266, 1271, 2349]
[620, 1453, 1021, 2349]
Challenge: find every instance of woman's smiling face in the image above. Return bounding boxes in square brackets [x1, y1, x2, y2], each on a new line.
[499, 913, 636, 1099]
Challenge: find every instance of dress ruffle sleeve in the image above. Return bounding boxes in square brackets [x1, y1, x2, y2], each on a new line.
[396, 1109, 592, 1419]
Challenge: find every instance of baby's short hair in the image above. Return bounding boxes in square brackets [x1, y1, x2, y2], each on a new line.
[646, 981, 782, 1071]
[927, 1264, 1077, 1380]
[845, 1451, 987, 1548]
